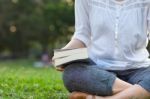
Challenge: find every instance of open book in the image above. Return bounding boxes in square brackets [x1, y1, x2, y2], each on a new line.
[53, 48, 89, 67]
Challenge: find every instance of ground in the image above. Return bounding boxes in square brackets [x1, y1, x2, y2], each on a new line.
[0, 59, 68, 99]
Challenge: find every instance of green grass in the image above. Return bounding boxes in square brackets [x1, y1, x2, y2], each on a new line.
[0, 59, 68, 99]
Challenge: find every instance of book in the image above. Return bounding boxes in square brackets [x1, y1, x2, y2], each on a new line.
[53, 48, 89, 67]
[53, 48, 88, 59]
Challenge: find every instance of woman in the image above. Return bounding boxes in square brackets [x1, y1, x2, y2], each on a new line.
[54, 0, 150, 99]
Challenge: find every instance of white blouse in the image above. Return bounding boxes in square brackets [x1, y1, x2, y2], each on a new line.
[72, 0, 150, 70]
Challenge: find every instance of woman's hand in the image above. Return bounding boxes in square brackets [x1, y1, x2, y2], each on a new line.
[55, 66, 65, 71]
[52, 38, 86, 72]
[52, 56, 64, 72]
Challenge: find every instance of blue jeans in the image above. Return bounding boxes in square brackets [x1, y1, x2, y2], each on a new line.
[62, 59, 150, 96]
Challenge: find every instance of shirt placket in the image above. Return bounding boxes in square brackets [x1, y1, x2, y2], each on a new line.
[114, 5, 121, 58]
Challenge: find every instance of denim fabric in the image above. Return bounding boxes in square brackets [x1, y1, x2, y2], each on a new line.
[62, 59, 150, 96]
[125, 67, 150, 92]
[63, 62, 116, 96]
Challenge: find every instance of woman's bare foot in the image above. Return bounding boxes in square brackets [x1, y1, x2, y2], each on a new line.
[69, 92, 94, 99]
[69, 92, 106, 99]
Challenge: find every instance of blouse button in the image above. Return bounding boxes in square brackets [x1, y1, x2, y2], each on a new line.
[116, 23, 118, 26]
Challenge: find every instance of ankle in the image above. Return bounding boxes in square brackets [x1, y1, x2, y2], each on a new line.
[94, 96, 106, 99]
[87, 95, 94, 99]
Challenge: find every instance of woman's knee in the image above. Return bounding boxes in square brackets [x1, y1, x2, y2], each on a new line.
[62, 63, 116, 96]
[62, 63, 89, 92]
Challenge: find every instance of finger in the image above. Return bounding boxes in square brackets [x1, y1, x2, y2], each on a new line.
[56, 67, 64, 71]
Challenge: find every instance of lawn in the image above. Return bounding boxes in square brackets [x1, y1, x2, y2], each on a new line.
[0, 59, 68, 99]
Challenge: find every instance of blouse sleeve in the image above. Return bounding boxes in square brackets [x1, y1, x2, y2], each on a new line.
[71, 0, 91, 47]
[148, 7, 150, 40]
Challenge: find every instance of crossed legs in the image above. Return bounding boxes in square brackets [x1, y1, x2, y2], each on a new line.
[97, 78, 150, 99]
[63, 63, 150, 99]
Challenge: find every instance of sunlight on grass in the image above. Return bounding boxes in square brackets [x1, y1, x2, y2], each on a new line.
[0, 59, 68, 99]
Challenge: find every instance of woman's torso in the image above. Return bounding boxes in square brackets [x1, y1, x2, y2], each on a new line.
[87, 0, 150, 70]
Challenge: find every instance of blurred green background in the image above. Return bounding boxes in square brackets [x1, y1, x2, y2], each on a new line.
[0, 0, 74, 59]
[0, 0, 74, 98]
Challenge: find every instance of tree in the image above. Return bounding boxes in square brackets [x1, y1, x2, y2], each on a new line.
[0, 0, 74, 58]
